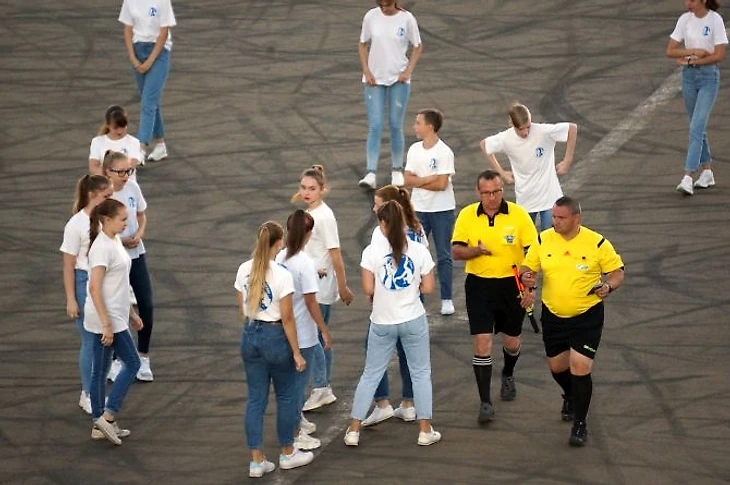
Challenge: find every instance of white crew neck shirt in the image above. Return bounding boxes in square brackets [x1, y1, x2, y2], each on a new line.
[276, 249, 320, 349]
[670, 10, 728, 53]
[405, 139, 456, 212]
[89, 134, 143, 183]
[304, 202, 341, 305]
[360, 8, 421, 86]
[119, 0, 177, 50]
[60, 210, 91, 271]
[234, 259, 295, 322]
[84, 232, 132, 334]
[484, 123, 569, 213]
[112, 180, 148, 260]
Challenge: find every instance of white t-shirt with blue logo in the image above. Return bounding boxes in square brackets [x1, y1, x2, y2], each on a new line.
[370, 224, 428, 249]
[118, 0, 177, 51]
[670, 10, 728, 54]
[485, 123, 569, 213]
[361, 237, 434, 325]
[405, 139, 456, 213]
[234, 260, 295, 323]
[84, 232, 132, 334]
[112, 180, 147, 260]
[275, 249, 320, 349]
[304, 202, 341, 305]
[60, 210, 91, 271]
[360, 8, 421, 86]
[89, 134, 144, 182]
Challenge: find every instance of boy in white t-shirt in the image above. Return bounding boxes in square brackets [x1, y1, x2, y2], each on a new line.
[480, 103, 578, 231]
[404, 108, 456, 316]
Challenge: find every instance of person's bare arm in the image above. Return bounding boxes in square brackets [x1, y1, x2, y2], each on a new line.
[556, 123, 578, 175]
[304, 292, 331, 349]
[63, 254, 79, 318]
[330, 247, 354, 305]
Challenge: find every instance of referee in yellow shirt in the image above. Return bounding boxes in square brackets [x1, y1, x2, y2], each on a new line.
[520, 196, 624, 447]
[452, 170, 537, 423]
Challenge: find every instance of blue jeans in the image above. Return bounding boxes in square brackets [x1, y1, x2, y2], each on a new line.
[682, 65, 719, 172]
[241, 321, 298, 449]
[294, 344, 319, 416]
[311, 303, 332, 388]
[417, 210, 455, 300]
[90, 329, 141, 419]
[129, 255, 154, 354]
[133, 43, 170, 145]
[364, 82, 411, 173]
[529, 209, 552, 232]
[364, 323, 413, 401]
[74, 269, 94, 393]
[351, 314, 432, 421]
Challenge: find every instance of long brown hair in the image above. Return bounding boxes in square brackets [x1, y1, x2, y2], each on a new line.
[291, 164, 329, 202]
[247, 221, 285, 317]
[88, 199, 125, 253]
[377, 200, 407, 266]
[73, 174, 110, 213]
[98, 105, 128, 135]
[285, 210, 315, 259]
[375, 185, 422, 234]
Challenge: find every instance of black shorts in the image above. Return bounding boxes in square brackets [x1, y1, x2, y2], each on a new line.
[464, 274, 525, 336]
[541, 302, 604, 359]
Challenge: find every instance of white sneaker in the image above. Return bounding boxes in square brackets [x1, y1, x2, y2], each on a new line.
[137, 356, 154, 382]
[391, 171, 405, 187]
[440, 299, 455, 315]
[694, 169, 715, 188]
[343, 427, 360, 446]
[93, 417, 122, 445]
[300, 416, 317, 434]
[676, 175, 694, 195]
[107, 359, 122, 382]
[279, 449, 314, 470]
[78, 391, 91, 415]
[362, 404, 394, 427]
[91, 421, 131, 440]
[303, 386, 336, 411]
[249, 458, 275, 478]
[358, 172, 377, 189]
[417, 426, 442, 446]
[146, 143, 168, 162]
[393, 404, 417, 422]
[294, 430, 321, 450]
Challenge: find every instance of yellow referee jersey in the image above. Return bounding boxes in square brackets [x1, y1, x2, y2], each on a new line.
[452, 200, 538, 278]
[523, 226, 624, 318]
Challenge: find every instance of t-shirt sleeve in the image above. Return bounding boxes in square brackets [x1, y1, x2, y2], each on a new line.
[233, 264, 246, 292]
[60, 221, 82, 256]
[418, 244, 435, 275]
[359, 11, 372, 43]
[360, 245, 375, 272]
[484, 132, 505, 155]
[300, 258, 320, 295]
[118, 0, 134, 26]
[519, 209, 539, 250]
[407, 12, 422, 47]
[597, 238, 625, 274]
[321, 213, 340, 250]
[451, 207, 470, 245]
[669, 14, 686, 42]
[89, 137, 101, 160]
[132, 138, 143, 162]
[160, 0, 177, 27]
[522, 241, 541, 272]
[404, 144, 417, 172]
[133, 182, 148, 212]
[713, 14, 729, 45]
[88, 241, 110, 270]
[544, 123, 571, 143]
[276, 270, 295, 299]
[437, 146, 455, 176]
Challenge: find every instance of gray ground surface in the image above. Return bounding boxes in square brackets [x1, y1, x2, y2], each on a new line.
[1, 1, 729, 484]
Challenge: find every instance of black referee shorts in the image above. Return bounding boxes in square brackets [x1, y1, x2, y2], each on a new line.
[541, 302, 604, 359]
[464, 274, 525, 336]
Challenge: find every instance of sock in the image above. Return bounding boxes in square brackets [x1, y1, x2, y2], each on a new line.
[502, 346, 521, 377]
[472, 355, 493, 404]
[551, 369, 572, 398]
[571, 373, 593, 424]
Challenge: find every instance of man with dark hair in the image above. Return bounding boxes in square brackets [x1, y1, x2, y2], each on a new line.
[451, 170, 537, 422]
[520, 196, 625, 446]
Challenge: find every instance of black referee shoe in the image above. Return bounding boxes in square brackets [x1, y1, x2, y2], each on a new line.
[569, 421, 588, 447]
[478, 402, 495, 423]
[561, 395, 574, 422]
[500, 375, 516, 401]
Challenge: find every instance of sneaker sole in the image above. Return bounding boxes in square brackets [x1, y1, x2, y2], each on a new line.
[91, 429, 131, 440]
[417, 436, 442, 446]
[136, 375, 154, 382]
[358, 182, 376, 190]
[146, 154, 168, 162]
[362, 412, 394, 427]
[279, 458, 314, 470]
[93, 423, 122, 445]
[676, 187, 693, 195]
[569, 437, 587, 447]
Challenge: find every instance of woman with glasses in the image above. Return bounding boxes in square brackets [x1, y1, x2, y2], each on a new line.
[102, 151, 156, 382]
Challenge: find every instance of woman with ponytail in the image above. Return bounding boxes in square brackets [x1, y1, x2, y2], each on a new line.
[275, 210, 331, 452]
[360, 185, 427, 427]
[84, 198, 143, 445]
[235, 221, 313, 478]
[60, 175, 113, 414]
[89, 105, 144, 178]
[345, 200, 441, 447]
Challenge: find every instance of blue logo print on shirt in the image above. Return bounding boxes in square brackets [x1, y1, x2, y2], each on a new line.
[535, 147, 545, 158]
[396, 26, 405, 37]
[127, 196, 137, 210]
[120, 147, 128, 154]
[379, 253, 416, 291]
[149, 7, 158, 17]
[244, 281, 274, 311]
[703, 25, 711, 36]
[429, 158, 437, 170]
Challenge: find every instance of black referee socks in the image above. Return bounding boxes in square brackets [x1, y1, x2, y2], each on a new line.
[571, 373, 593, 424]
[473, 355, 493, 404]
